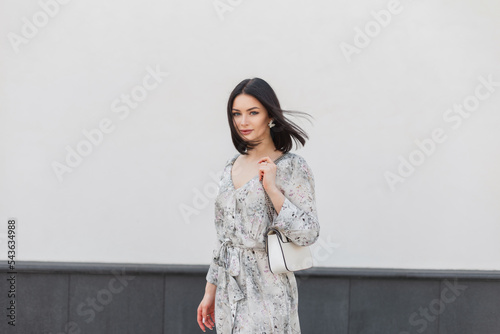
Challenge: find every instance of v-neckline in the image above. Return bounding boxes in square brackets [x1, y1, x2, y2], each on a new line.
[230, 153, 287, 191]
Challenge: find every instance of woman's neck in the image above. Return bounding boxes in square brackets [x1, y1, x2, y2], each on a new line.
[244, 144, 282, 161]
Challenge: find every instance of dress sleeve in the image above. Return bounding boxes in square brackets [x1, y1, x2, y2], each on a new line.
[205, 155, 235, 286]
[206, 238, 221, 286]
[270, 156, 320, 246]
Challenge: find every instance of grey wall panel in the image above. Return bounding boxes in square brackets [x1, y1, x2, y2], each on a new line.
[438, 280, 500, 334]
[1, 263, 500, 334]
[16, 273, 69, 334]
[164, 275, 208, 334]
[349, 279, 441, 334]
[296, 276, 350, 334]
[68, 273, 164, 334]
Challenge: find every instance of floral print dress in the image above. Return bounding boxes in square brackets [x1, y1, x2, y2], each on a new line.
[206, 152, 320, 334]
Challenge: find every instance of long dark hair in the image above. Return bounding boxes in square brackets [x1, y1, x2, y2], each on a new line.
[227, 78, 314, 155]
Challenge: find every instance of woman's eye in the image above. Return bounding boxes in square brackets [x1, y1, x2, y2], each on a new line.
[232, 111, 258, 116]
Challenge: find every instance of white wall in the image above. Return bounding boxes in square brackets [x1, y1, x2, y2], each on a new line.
[1, 0, 499, 270]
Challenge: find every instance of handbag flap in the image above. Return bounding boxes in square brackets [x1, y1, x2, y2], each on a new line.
[266, 228, 313, 273]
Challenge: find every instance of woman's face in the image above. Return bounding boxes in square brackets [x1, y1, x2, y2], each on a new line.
[232, 94, 272, 142]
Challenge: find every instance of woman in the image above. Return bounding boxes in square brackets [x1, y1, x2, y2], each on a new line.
[197, 78, 320, 333]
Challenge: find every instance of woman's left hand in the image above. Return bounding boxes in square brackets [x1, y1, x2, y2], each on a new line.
[258, 157, 279, 193]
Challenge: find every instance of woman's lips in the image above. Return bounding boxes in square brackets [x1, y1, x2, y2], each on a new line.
[241, 130, 253, 134]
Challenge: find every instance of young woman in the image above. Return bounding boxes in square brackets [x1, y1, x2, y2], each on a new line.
[197, 78, 320, 333]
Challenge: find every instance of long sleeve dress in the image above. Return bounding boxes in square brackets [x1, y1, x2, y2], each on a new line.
[205, 151, 320, 334]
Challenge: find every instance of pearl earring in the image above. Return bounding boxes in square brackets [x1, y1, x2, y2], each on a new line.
[268, 119, 275, 128]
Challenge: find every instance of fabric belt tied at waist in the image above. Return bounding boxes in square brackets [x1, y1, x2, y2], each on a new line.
[213, 238, 266, 332]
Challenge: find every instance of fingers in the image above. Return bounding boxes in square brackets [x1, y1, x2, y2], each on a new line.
[258, 156, 272, 164]
[197, 305, 206, 332]
[202, 309, 209, 331]
[197, 304, 215, 332]
[202, 310, 214, 331]
[258, 157, 274, 181]
[207, 312, 215, 329]
[206, 312, 215, 330]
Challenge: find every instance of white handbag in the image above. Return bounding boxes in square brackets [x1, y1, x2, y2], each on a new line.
[265, 227, 313, 274]
[261, 177, 313, 274]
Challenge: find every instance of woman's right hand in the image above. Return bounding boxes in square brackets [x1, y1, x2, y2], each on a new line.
[197, 282, 216, 332]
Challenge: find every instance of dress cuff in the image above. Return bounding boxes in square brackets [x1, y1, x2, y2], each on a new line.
[271, 197, 320, 246]
[206, 261, 219, 286]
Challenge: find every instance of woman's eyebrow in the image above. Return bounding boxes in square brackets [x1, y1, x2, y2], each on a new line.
[232, 107, 260, 111]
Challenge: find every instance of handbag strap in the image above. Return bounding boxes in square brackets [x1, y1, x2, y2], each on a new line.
[266, 227, 288, 242]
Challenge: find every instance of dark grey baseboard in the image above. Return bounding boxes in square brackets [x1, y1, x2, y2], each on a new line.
[1, 262, 499, 334]
[3, 261, 500, 279]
